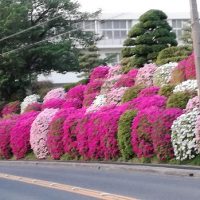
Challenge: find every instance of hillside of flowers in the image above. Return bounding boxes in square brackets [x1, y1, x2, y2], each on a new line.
[0, 52, 200, 164]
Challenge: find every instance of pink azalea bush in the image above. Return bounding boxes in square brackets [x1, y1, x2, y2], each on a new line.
[43, 88, 65, 103]
[185, 53, 196, 80]
[42, 98, 65, 110]
[138, 86, 160, 97]
[0, 117, 18, 159]
[135, 63, 157, 87]
[47, 108, 76, 159]
[2, 101, 20, 117]
[84, 79, 103, 95]
[185, 96, 199, 113]
[89, 66, 109, 82]
[30, 108, 58, 159]
[10, 111, 39, 159]
[195, 115, 200, 153]
[62, 109, 86, 158]
[65, 84, 86, 102]
[131, 107, 182, 160]
[114, 69, 138, 88]
[83, 93, 98, 107]
[131, 95, 167, 111]
[106, 87, 128, 105]
[106, 65, 122, 79]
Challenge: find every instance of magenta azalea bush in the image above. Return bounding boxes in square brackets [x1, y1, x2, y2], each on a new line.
[24, 102, 42, 113]
[0, 117, 18, 159]
[43, 88, 65, 103]
[84, 79, 103, 95]
[2, 101, 20, 117]
[135, 63, 157, 87]
[65, 84, 86, 102]
[42, 98, 65, 110]
[89, 66, 109, 82]
[138, 86, 160, 97]
[185, 53, 196, 80]
[131, 107, 182, 160]
[30, 108, 58, 159]
[131, 95, 167, 111]
[83, 93, 98, 107]
[114, 69, 138, 88]
[62, 98, 82, 109]
[47, 108, 76, 159]
[10, 111, 39, 159]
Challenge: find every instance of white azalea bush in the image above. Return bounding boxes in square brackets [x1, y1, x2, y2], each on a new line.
[173, 80, 198, 94]
[43, 88, 65, 103]
[185, 96, 200, 113]
[171, 108, 200, 161]
[153, 62, 177, 87]
[86, 94, 107, 113]
[20, 94, 40, 113]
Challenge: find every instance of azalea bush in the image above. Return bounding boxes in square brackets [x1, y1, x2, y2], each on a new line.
[43, 88, 65, 103]
[185, 96, 199, 113]
[0, 118, 18, 159]
[47, 108, 76, 160]
[10, 111, 39, 159]
[62, 98, 82, 109]
[173, 80, 198, 95]
[135, 63, 157, 87]
[171, 109, 199, 161]
[84, 79, 104, 96]
[42, 98, 65, 110]
[138, 86, 160, 97]
[2, 101, 20, 117]
[131, 95, 167, 111]
[30, 108, 58, 159]
[20, 94, 40, 114]
[184, 53, 196, 80]
[114, 69, 138, 88]
[24, 102, 42, 113]
[83, 93, 98, 107]
[106, 65, 122, 79]
[153, 63, 177, 87]
[117, 110, 137, 160]
[195, 115, 200, 153]
[89, 66, 109, 82]
[65, 84, 86, 102]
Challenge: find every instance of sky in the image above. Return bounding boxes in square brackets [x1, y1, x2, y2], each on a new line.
[77, 0, 193, 14]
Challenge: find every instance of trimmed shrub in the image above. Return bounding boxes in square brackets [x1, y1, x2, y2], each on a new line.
[89, 66, 109, 82]
[158, 85, 174, 98]
[121, 85, 144, 103]
[47, 108, 76, 159]
[66, 85, 86, 102]
[173, 80, 197, 95]
[117, 110, 137, 160]
[84, 80, 103, 95]
[83, 93, 98, 107]
[24, 102, 42, 113]
[167, 92, 191, 109]
[156, 46, 192, 65]
[170, 63, 186, 85]
[62, 98, 82, 109]
[64, 83, 78, 92]
[10, 112, 39, 159]
[185, 96, 199, 113]
[30, 108, 58, 159]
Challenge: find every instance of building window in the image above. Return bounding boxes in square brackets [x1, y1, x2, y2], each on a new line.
[113, 30, 127, 39]
[113, 20, 126, 29]
[102, 30, 113, 39]
[100, 20, 112, 29]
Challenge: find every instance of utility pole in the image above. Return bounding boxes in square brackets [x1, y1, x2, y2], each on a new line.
[190, 0, 200, 99]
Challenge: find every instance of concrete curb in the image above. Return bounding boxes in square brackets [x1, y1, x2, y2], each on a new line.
[0, 160, 200, 178]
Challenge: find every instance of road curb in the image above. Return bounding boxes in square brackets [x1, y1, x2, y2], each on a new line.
[0, 160, 200, 178]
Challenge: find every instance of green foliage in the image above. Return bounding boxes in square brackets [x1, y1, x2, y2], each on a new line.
[64, 83, 78, 92]
[0, 0, 99, 101]
[117, 110, 137, 160]
[156, 46, 192, 65]
[122, 85, 144, 103]
[121, 9, 177, 69]
[180, 20, 192, 45]
[167, 92, 191, 109]
[159, 85, 175, 98]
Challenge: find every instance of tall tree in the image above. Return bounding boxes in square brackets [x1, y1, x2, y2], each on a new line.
[121, 9, 177, 72]
[0, 0, 99, 101]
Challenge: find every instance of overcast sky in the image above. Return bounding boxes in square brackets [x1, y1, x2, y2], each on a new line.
[77, 0, 193, 14]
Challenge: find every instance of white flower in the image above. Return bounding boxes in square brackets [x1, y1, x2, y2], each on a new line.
[20, 94, 40, 113]
[171, 109, 199, 161]
[173, 80, 198, 94]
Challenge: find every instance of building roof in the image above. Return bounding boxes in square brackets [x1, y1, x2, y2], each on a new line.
[98, 12, 190, 20]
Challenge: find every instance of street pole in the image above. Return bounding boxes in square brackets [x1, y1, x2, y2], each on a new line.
[190, 0, 200, 100]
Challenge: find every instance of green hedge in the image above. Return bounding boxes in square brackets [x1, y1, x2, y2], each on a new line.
[117, 110, 137, 160]
[158, 85, 175, 98]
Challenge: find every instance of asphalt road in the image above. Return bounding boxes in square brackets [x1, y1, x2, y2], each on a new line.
[0, 162, 200, 200]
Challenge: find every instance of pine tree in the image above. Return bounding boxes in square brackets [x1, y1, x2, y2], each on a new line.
[121, 9, 177, 72]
